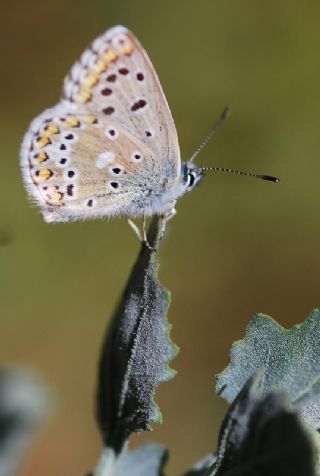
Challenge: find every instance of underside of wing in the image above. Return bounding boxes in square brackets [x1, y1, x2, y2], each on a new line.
[20, 107, 174, 223]
[62, 25, 181, 180]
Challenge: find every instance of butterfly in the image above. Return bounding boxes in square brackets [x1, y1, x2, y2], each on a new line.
[20, 25, 279, 244]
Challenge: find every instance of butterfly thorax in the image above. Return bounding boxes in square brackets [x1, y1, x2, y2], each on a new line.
[138, 162, 204, 218]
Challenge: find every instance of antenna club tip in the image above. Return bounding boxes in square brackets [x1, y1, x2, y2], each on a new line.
[222, 106, 232, 120]
[261, 175, 281, 183]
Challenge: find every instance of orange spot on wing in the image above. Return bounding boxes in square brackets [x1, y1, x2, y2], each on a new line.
[74, 88, 92, 103]
[65, 117, 81, 128]
[119, 39, 133, 56]
[82, 73, 99, 87]
[47, 190, 64, 205]
[34, 136, 51, 148]
[36, 152, 48, 163]
[103, 48, 118, 63]
[44, 123, 59, 135]
[83, 115, 98, 124]
[92, 59, 107, 73]
[35, 168, 53, 182]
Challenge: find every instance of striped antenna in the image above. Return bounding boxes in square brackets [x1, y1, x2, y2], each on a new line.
[189, 106, 231, 163]
[190, 107, 281, 183]
[202, 167, 281, 183]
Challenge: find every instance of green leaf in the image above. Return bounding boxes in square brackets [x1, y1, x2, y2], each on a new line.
[92, 444, 168, 476]
[216, 308, 320, 429]
[0, 369, 48, 476]
[211, 372, 316, 476]
[113, 443, 167, 476]
[181, 454, 216, 476]
[96, 217, 178, 453]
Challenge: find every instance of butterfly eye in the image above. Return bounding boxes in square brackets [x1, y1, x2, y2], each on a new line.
[187, 172, 195, 188]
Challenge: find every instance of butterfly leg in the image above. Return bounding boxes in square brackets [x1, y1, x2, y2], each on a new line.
[128, 219, 143, 242]
[142, 214, 155, 251]
[128, 217, 154, 251]
[142, 214, 148, 243]
[160, 208, 177, 237]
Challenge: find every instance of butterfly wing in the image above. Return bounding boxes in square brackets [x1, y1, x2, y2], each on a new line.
[63, 26, 180, 175]
[21, 109, 172, 222]
[21, 25, 181, 221]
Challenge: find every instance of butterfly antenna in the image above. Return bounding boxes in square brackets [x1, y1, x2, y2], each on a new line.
[189, 106, 231, 163]
[201, 167, 281, 183]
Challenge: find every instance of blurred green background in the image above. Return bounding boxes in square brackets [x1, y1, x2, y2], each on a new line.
[1, 0, 320, 474]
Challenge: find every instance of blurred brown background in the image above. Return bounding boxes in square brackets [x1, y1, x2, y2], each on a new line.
[1, 0, 320, 474]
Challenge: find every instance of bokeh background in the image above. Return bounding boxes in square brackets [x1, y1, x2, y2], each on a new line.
[1, 0, 320, 474]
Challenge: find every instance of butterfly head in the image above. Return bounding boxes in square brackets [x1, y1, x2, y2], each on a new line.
[181, 162, 205, 192]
